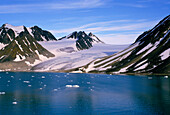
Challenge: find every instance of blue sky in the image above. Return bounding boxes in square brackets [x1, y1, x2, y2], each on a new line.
[0, 0, 169, 44]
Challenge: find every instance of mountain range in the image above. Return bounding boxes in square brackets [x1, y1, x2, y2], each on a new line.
[0, 24, 105, 71]
[0, 15, 169, 74]
[72, 15, 170, 74]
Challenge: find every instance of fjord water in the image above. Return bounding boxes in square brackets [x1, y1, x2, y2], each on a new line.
[0, 72, 169, 115]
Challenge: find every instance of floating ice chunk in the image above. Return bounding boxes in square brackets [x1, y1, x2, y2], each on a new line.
[148, 77, 152, 79]
[23, 81, 30, 83]
[73, 85, 79, 88]
[87, 82, 90, 84]
[40, 88, 42, 90]
[42, 76, 45, 79]
[54, 89, 58, 91]
[66, 85, 80, 88]
[12, 102, 17, 104]
[164, 76, 168, 79]
[0, 92, 5, 95]
[28, 85, 31, 87]
[66, 85, 72, 88]
[8, 80, 10, 82]
[32, 76, 35, 78]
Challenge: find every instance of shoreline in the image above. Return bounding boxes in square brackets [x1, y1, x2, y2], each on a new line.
[1, 69, 169, 76]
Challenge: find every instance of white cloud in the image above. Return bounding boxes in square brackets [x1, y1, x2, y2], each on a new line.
[50, 20, 158, 34]
[112, 3, 146, 8]
[0, 0, 105, 13]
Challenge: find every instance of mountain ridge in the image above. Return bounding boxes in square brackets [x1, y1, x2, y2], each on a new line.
[58, 31, 104, 50]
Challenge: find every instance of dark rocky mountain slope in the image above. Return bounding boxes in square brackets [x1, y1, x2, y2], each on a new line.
[0, 24, 57, 45]
[0, 24, 56, 70]
[59, 31, 104, 50]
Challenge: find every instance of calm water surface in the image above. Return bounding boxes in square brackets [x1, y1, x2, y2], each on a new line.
[0, 72, 169, 115]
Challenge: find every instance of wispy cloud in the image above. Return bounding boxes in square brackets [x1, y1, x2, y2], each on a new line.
[112, 3, 146, 8]
[0, 0, 105, 13]
[50, 19, 158, 44]
[50, 20, 158, 34]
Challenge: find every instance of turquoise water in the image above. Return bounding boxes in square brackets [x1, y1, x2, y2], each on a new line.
[0, 72, 169, 115]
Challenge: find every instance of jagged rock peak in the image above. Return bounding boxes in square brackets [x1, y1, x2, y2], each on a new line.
[0, 23, 57, 44]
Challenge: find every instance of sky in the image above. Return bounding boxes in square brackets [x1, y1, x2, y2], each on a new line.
[0, 0, 169, 44]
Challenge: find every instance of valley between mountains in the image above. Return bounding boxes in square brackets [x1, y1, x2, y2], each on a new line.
[0, 15, 169, 74]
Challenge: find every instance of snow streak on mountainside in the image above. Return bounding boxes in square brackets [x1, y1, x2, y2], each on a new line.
[75, 15, 170, 74]
[0, 24, 56, 71]
[0, 24, 56, 46]
[32, 42, 128, 71]
[58, 31, 104, 50]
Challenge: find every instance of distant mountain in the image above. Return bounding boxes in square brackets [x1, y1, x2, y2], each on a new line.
[58, 31, 104, 50]
[0, 24, 56, 70]
[0, 24, 57, 45]
[73, 15, 170, 74]
[0, 32, 54, 63]
[31, 26, 57, 41]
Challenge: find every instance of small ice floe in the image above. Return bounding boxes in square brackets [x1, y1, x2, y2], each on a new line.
[44, 85, 47, 87]
[67, 73, 69, 75]
[32, 76, 35, 78]
[0, 92, 5, 95]
[42, 76, 45, 79]
[28, 85, 31, 87]
[54, 89, 58, 91]
[164, 76, 168, 79]
[148, 77, 152, 80]
[23, 81, 30, 83]
[8, 80, 10, 82]
[66, 85, 72, 88]
[73, 85, 79, 88]
[11, 76, 14, 78]
[40, 88, 42, 90]
[68, 80, 73, 82]
[12, 102, 17, 105]
[90, 89, 94, 91]
[66, 85, 80, 88]
[87, 82, 90, 84]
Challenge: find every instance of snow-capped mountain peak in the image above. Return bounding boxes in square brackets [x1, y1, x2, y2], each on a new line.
[0, 24, 57, 45]
[58, 31, 104, 50]
[3, 23, 25, 34]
